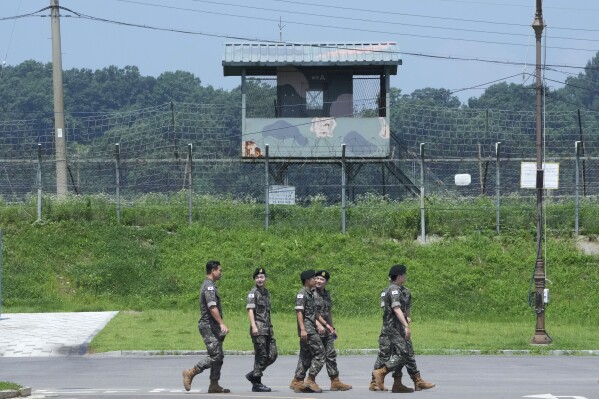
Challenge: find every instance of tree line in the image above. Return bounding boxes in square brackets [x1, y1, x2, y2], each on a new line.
[2, 52, 599, 121]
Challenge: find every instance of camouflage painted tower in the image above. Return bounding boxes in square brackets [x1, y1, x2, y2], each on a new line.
[222, 42, 402, 159]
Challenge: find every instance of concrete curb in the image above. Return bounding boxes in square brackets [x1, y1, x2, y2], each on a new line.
[0, 387, 31, 399]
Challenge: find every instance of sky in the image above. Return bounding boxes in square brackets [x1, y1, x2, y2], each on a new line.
[1, 0, 598, 104]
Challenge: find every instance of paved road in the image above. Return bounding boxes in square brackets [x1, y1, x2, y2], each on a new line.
[0, 313, 597, 398]
[0, 355, 597, 399]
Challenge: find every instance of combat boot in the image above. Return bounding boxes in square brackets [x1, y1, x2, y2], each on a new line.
[303, 374, 323, 393]
[252, 377, 272, 393]
[369, 373, 379, 391]
[289, 377, 306, 393]
[208, 379, 230, 393]
[182, 367, 200, 391]
[372, 366, 390, 391]
[391, 376, 414, 393]
[245, 371, 259, 387]
[330, 375, 352, 391]
[411, 372, 435, 391]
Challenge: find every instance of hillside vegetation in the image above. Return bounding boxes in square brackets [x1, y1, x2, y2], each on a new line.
[1, 195, 597, 327]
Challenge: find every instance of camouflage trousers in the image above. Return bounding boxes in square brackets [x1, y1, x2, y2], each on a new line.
[250, 335, 278, 377]
[294, 334, 325, 379]
[373, 334, 419, 378]
[321, 334, 339, 377]
[194, 324, 225, 380]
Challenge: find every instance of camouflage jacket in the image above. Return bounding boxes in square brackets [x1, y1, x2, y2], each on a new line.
[379, 282, 405, 336]
[295, 286, 318, 336]
[246, 286, 274, 336]
[198, 278, 223, 329]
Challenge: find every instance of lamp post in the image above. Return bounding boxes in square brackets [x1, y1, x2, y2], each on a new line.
[531, 0, 552, 345]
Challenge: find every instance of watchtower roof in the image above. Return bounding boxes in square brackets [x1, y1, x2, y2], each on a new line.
[222, 42, 401, 76]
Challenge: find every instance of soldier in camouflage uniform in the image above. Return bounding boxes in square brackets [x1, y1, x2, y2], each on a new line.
[313, 270, 352, 391]
[371, 264, 435, 392]
[245, 267, 277, 392]
[182, 260, 231, 394]
[289, 269, 326, 393]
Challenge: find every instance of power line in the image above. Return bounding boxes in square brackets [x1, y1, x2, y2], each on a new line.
[61, 0, 597, 53]
[449, 73, 524, 95]
[270, 0, 599, 32]
[116, 0, 599, 51]
[183, 0, 599, 44]
[1, 4, 591, 73]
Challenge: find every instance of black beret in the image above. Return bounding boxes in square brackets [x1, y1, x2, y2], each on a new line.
[253, 268, 266, 278]
[389, 264, 407, 277]
[300, 269, 316, 281]
[315, 270, 330, 281]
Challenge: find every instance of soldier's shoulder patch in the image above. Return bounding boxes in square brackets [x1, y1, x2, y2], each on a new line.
[391, 290, 399, 295]
[297, 294, 304, 299]
[207, 286, 214, 291]
[248, 293, 255, 298]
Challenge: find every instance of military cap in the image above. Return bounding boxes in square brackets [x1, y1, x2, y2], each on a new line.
[300, 269, 316, 281]
[253, 267, 266, 278]
[315, 270, 330, 281]
[389, 264, 407, 277]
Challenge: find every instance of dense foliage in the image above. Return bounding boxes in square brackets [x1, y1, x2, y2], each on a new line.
[3, 51, 599, 120]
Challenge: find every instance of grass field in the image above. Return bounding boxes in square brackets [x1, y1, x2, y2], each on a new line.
[88, 310, 599, 354]
[1, 195, 598, 354]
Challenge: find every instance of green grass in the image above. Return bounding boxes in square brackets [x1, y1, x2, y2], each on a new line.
[0, 381, 22, 390]
[1, 194, 598, 353]
[89, 310, 599, 354]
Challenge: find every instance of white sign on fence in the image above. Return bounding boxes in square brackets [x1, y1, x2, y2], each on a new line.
[269, 185, 296, 205]
[520, 162, 559, 189]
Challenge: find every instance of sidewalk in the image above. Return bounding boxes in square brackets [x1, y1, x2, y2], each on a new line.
[0, 312, 118, 357]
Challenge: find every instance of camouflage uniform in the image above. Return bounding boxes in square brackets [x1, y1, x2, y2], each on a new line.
[193, 278, 226, 380]
[246, 285, 278, 377]
[395, 284, 419, 378]
[313, 288, 339, 377]
[294, 287, 325, 379]
[374, 282, 409, 373]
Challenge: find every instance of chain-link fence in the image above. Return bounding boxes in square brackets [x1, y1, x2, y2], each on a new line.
[1, 102, 598, 234]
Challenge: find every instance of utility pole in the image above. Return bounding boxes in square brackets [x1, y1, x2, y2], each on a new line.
[531, 0, 551, 345]
[51, 0, 68, 196]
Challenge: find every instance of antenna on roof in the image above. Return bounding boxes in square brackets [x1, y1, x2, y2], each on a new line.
[278, 16, 286, 42]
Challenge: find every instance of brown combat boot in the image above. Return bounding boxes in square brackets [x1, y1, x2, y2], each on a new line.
[369, 373, 379, 391]
[208, 379, 230, 393]
[372, 366, 390, 391]
[330, 375, 352, 391]
[369, 373, 388, 391]
[411, 372, 435, 391]
[303, 374, 323, 393]
[182, 367, 200, 391]
[391, 376, 414, 393]
[289, 377, 306, 393]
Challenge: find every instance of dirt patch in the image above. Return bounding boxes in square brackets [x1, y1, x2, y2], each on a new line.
[575, 235, 599, 256]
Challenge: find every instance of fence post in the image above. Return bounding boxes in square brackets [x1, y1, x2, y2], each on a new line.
[115, 143, 121, 224]
[341, 144, 347, 234]
[575, 141, 581, 235]
[495, 142, 501, 234]
[37, 144, 43, 221]
[265, 144, 270, 231]
[419, 143, 426, 243]
[0, 227, 2, 318]
[188, 143, 193, 226]
[577, 109, 586, 196]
